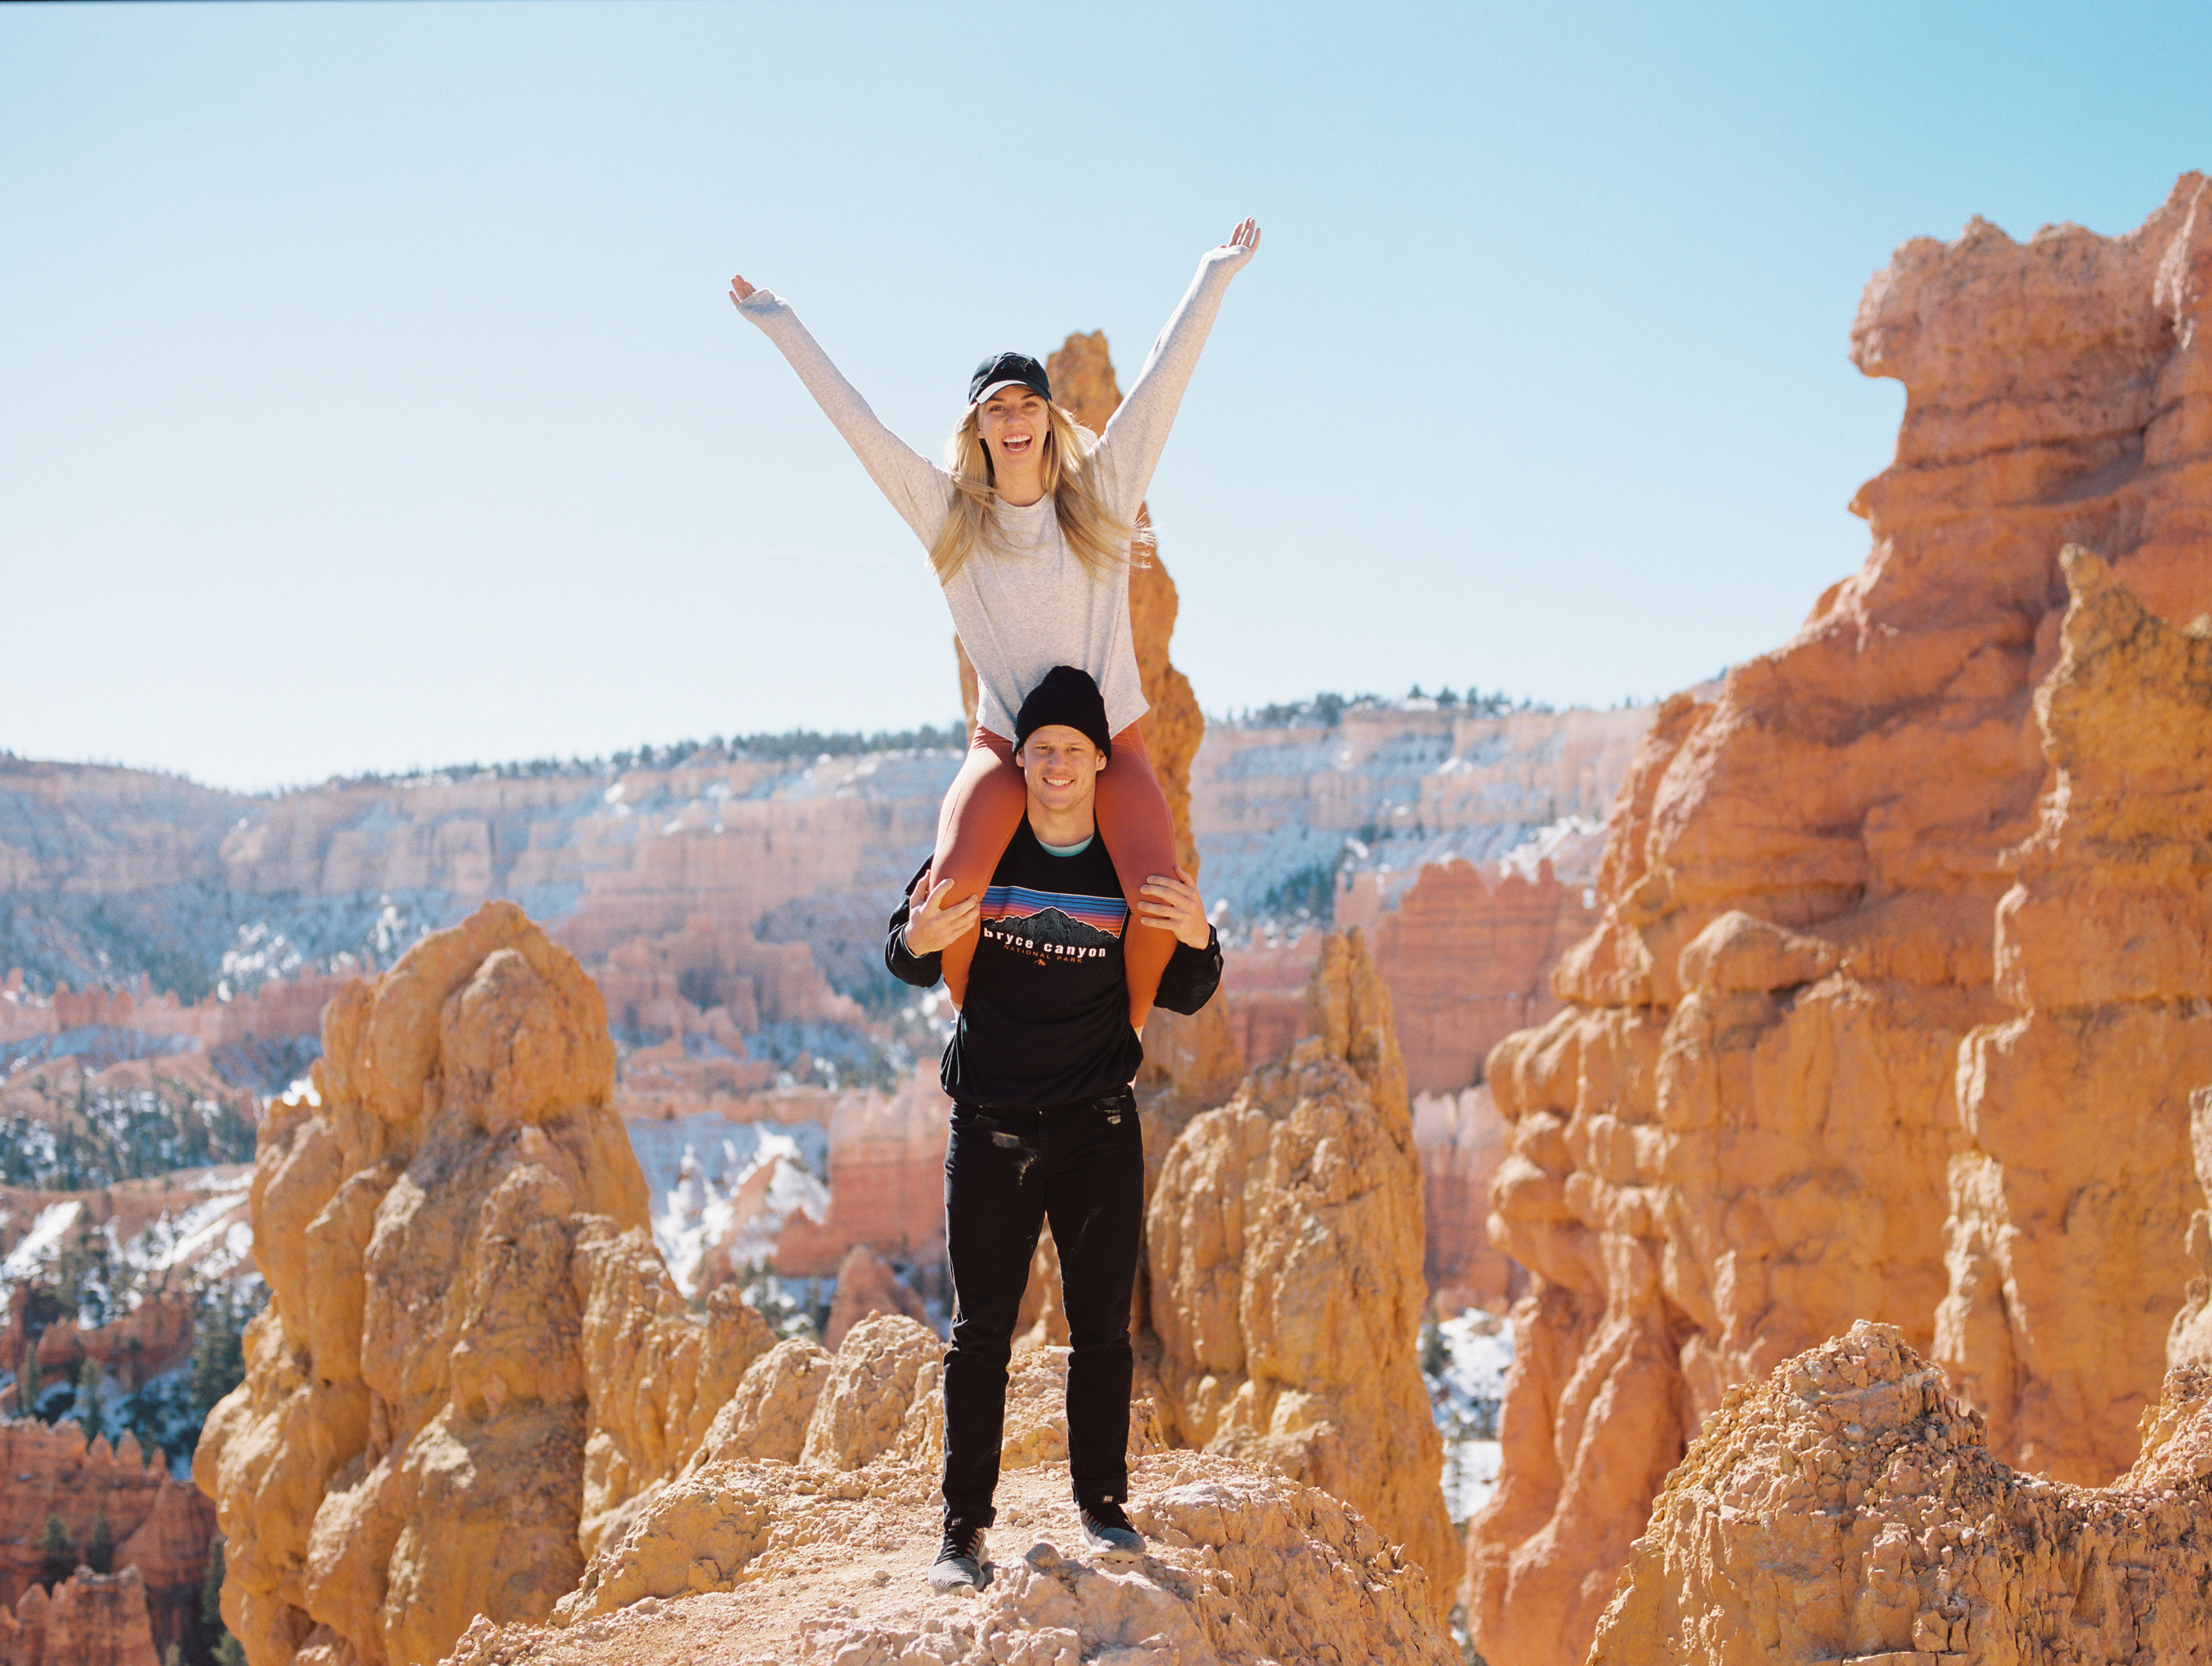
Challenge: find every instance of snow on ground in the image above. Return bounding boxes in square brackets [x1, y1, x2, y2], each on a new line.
[1, 1199, 84, 1281]
[1429, 1308, 1514, 1524]
[125, 1174, 256, 1276]
[625, 1114, 830, 1295]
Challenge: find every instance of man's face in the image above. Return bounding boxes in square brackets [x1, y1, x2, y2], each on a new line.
[1016, 725, 1104, 814]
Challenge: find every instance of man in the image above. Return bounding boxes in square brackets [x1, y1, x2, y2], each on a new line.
[887, 665, 1222, 1593]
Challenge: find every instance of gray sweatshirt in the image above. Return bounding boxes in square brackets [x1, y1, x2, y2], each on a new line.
[736, 244, 1251, 740]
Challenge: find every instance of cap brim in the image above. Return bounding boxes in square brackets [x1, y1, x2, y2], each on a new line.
[974, 379, 1042, 405]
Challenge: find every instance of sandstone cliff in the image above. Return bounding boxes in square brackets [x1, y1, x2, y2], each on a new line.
[1590, 1323, 2212, 1663]
[1934, 547, 2212, 1486]
[194, 903, 776, 1666]
[1146, 930, 1457, 1617]
[1466, 176, 2212, 1666]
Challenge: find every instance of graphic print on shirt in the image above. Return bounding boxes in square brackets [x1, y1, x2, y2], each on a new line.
[978, 882, 1128, 966]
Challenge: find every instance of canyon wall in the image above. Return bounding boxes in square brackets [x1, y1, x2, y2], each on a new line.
[1341, 857, 1597, 1096]
[1191, 704, 1644, 930]
[1466, 174, 2212, 1666]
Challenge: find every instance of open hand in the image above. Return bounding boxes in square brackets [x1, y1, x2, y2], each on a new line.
[728, 273, 758, 307]
[1221, 218, 1262, 259]
[1137, 866, 1213, 949]
[904, 874, 980, 957]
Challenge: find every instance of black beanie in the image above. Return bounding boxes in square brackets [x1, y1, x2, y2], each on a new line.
[1014, 666, 1113, 761]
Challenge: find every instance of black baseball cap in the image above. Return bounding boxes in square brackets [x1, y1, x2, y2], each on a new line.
[1015, 666, 1113, 761]
[970, 352, 1052, 407]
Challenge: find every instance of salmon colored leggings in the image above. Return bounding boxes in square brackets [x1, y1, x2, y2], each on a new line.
[931, 723, 1180, 1031]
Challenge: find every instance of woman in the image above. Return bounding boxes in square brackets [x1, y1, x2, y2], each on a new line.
[728, 218, 1260, 1030]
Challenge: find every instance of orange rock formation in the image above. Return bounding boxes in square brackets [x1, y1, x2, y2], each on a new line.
[194, 903, 777, 1666]
[1590, 1323, 2212, 1663]
[773, 1066, 951, 1279]
[821, 1245, 931, 1351]
[0, 1418, 215, 1653]
[1146, 930, 1457, 1617]
[1466, 175, 2212, 1666]
[1937, 548, 2212, 1483]
[1414, 1086, 1515, 1313]
[1340, 857, 1596, 1096]
[0, 1565, 162, 1666]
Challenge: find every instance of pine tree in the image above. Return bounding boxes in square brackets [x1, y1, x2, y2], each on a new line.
[86, 1513, 113, 1575]
[190, 1294, 246, 1421]
[75, 1357, 104, 1441]
[17, 1341, 40, 1419]
[190, 1534, 231, 1666]
[37, 1513, 74, 1589]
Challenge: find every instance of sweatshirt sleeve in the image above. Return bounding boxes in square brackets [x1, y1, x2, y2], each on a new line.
[1151, 924, 1224, 1016]
[885, 860, 944, 988]
[735, 292, 956, 551]
[1089, 244, 1253, 522]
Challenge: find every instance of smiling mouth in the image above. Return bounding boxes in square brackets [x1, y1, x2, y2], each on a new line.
[1002, 433, 1033, 456]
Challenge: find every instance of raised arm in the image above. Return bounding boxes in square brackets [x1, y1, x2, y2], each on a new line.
[729, 273, 954, 548]
[1089, 219, 1262, 521]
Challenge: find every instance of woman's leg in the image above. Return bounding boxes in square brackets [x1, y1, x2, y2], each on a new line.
[1095, 723, 1182, 1032]
[932, 727, 1026, 1008]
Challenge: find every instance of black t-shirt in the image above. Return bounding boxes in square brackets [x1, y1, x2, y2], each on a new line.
[885, 818, 1223, 1109]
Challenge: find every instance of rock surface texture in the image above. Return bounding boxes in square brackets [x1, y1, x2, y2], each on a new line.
[1467, 175, 2212, 1666]
[1146, 930, 1458, 1616]
[193, 902, 775, 1666]
[1938, 547, 2212, 1482]
[1590, 1322, 2212, 1664]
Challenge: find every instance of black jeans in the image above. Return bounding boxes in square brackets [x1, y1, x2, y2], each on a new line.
[941, 1089, 1145, 1528]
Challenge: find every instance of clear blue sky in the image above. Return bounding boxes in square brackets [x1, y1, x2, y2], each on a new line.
[4, 1, 2205, 791]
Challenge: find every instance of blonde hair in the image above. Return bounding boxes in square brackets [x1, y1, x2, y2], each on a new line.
[928, 400, 1154, 585]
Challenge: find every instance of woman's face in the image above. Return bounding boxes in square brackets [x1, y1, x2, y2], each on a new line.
[977, 387, 1049, 476]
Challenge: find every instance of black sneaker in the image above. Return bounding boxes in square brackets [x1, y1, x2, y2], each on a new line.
[928, 1522, 988, 1592]
[1078, 1500, 1144, 1564]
